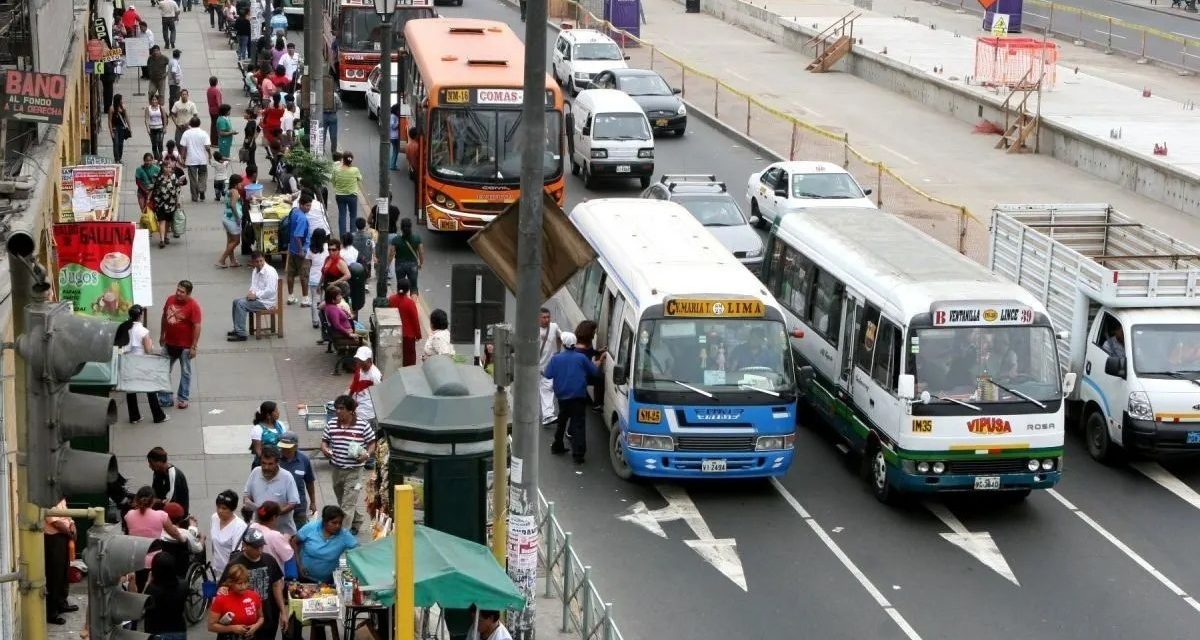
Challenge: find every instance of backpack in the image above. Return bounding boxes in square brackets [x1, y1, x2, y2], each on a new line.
[279, 207, 303, 254]
[351, 230, 373, 266]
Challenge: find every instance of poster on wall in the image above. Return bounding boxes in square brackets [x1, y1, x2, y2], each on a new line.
[59, 165, 121, 223]
[53, 222, 140, 321]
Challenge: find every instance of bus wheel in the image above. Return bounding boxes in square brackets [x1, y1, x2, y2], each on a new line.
[866, 442, 898, 504]
[1086, 410, 1121, 465]
[610, 424, 634, 481]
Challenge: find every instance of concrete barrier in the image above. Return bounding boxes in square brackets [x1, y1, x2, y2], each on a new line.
[672, 0, 1200, 219]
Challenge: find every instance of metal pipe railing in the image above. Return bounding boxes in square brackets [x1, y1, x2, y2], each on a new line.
[538, 492, 626, 640]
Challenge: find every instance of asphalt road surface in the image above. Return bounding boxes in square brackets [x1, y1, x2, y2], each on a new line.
[339, 2, 1200, 638]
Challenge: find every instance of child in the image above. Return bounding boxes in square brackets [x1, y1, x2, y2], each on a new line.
[306, 229, 329, 327]
[211, 151, 232, 200]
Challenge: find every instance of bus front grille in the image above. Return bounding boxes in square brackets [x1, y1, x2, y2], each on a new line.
[675, 436, 757, 452]
[946, 458, 1032, 475]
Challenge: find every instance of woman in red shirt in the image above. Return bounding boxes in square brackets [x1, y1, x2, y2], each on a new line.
[260, 94, 285, 147]
[269, 65, 292, 95]
[320, 239, 351, 294]
[208, 564, 264, 639]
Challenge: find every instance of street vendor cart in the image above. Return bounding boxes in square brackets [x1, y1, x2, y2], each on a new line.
[247, 192, 294, 265]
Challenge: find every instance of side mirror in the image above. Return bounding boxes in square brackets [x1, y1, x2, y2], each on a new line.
[1104, 355, 1126, 378]
[582, 125, 591, 137]
[1056, 330, 1070, 342]
[565, 112, 575, 133]
[672, 87, 682, 95]
[797, 365, 814, 388]
[897, 374, 915, 400]
[919, 390, 932, 405]
[1063, 372, 1077, 395]
[408, 126, 418, 139]
[862, 188, 873, 196]
[612, 365, 628, 386]
[774, 188, 788, 197]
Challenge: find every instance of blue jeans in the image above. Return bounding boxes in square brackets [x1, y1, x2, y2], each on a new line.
[238, 35, 250, 60]
[323, 111, 338, 155]
[335, 194, 358, 237]
[162, 346, 192, 404]
[232, 298, 269, 336]
[156, 633, 187, 640]
[395, 260, 419, 291]
[390, 138, 400, 169]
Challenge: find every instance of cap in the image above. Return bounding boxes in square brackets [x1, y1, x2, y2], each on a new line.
[355, 346, 373, 361]
[278, 432, 298, 448]
[163, 502, 184, 522]
[560, 331, 577, 349]
[241, 527, 267, 548]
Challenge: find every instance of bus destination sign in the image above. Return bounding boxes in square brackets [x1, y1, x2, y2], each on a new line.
[440, 87, 555, 106]
[665, 298, 765, 318]
[932, 304, 1033, 327]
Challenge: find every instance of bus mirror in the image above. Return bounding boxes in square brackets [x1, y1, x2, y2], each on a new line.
[612, 365, 628, 386]
[897, 374, 915, 400]
[1056, 330, 1070, 342]
[408, 126, 419, 139]
[919, 390, 931, 405]
[797, 365, 814, 387]
[1063, 372, 1077, 395]
[1104, 355, 1126, 378]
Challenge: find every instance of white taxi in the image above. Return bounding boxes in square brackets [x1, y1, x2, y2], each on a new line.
[745, 161, 874, 227]
[366, 62, 400, 121]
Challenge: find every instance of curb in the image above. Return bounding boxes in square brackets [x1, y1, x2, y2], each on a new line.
[1109, 0, 1200, 24]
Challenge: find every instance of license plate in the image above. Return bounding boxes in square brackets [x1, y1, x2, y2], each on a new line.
[436, 218, 457, 231]
[655, 118, 668, 127]
[974, 476, 1001, 490]
[616, 165, 631, 173]
[1188, 432, 1200, 444]
[701, 459, 727, 473]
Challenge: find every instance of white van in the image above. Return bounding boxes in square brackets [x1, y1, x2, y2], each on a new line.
[568, 89, 655, 189]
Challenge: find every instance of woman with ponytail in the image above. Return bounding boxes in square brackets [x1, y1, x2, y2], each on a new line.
[248, 400, 286, 467]
[249, 500, 298, 579]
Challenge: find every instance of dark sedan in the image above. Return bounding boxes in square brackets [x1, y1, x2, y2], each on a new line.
[590, 68, 687, 136]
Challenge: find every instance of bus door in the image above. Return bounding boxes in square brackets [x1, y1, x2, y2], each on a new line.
[837, 288, 865, 399]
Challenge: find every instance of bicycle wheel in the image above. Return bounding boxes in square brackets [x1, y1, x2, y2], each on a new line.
[182, 562, 212, 625]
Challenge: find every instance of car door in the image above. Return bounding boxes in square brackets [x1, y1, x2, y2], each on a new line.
[774, 168, 791, 214]
[756, 168, 780, 220]
[1085, 312, 1128, 435]
[552, 37, 567, 81]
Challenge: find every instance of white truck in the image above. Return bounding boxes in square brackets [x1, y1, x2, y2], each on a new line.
[990, 203, 1200, 463]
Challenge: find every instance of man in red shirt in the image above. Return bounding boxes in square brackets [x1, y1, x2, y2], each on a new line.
[206, 76, 223, 141]
[160, 280, 202, 409]
[388, 278, 423, 367]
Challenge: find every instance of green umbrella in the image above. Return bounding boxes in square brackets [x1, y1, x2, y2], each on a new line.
[346, 525, 526, 610]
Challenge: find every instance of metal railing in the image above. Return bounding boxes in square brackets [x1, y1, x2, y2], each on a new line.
[538, 492, 626, 640]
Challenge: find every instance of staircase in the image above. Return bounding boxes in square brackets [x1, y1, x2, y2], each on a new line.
[995, 70, 1044, 154]
[804, 12, 860, 73]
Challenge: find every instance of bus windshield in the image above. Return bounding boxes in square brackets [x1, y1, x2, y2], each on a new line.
[428, 108, 563, 185]
[635, 318, 794, 395]
[913, 326, 1061, 403]
[1131, 324, 1200, 376]
[340, 8, 434, 52]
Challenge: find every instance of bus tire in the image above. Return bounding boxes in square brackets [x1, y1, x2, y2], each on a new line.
[610, 423, 634, 481]
[866, 441, 899, 504]
[1086, 410, 1121, 465]
[639, 175, 651, 189]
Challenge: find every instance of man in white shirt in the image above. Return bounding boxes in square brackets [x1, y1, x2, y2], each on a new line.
[170, 88, 199, 144]
[537, 307, 562, 426]
[280, 42, 300, 80]
[158, 0, 180, 49]
[280, 100, 297, 144]
[349, 346, 382, 425]
[229, 251, 279, 341]
[299, 190, 331, 235]
[167, 49, 184, 109]
[178, 117, 212, 202]
[476, 610, 513, 640]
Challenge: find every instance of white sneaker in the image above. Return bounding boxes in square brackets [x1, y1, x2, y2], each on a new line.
[300, 299, 311, 308]
[286, 296, 297, 305]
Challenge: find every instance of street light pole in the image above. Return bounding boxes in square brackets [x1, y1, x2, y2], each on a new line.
[509, 0, 549, 636]
[305, 0, 324, 156]
[373, 0, 394, 307]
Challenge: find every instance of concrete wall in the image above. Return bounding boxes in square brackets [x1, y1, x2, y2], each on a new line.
[673, 0, 1200, 219]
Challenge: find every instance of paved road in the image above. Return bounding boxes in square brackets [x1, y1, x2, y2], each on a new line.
[340, 2, 1200, 639]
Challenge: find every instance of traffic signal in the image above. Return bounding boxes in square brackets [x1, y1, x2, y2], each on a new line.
[83, 524, 153, 640]
[16, 301, 118, 508]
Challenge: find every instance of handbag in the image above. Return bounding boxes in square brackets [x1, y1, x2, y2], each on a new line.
[238, 145, 250, 163]
[140, 207, 159, 234]
[117, 353, 171, 393]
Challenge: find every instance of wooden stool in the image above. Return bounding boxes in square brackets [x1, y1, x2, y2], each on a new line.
[248, 278, 284, 339]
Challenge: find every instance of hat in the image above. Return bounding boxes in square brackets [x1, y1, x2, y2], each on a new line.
[278, 432, 298, 448]
[163, 502, 185, 523]
[241, 527, 266, 548]
[354, 346, 373, 361]
[560, 331, 577, 349]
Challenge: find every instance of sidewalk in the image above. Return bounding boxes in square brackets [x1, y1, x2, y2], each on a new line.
[617, 0, 1200, 246]
[48, 6, 565, 639]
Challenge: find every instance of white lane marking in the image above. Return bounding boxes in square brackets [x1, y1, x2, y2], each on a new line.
[771, 478, 924, 640]
[1027, 12, 1049, 19]
[1047, 488, 1200, 614]
[878, 144, 918, 165]
[1094, 29, 1128, 40]
[923, 502, 1020, 586]
[618, 485, 748, 591]
[1132, 461, 1200, 511]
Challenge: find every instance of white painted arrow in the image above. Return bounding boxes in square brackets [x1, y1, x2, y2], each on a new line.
[924, 502, 1019, 586]
[1132, 462, 1200, 512]
[618, 485, 748, 591]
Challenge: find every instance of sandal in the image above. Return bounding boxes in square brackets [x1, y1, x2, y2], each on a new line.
[229, 261, 242, 268]
[177, 401, 188, 409]
[214, 263, 228, 268]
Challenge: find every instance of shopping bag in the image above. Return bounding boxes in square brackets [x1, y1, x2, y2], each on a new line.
[140, 208, 159, 234]
[116, 353, 171, 393]
[172, 208, 187, 236]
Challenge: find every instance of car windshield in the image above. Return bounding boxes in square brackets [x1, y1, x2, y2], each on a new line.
[1131, 324, 1200, 376]
[674, 195, 746, 226]
[617, 74, 671, 96]
[592, 113, 650, 140]
[428, 108, 563, 185]
[635, 318, 794, 394]
[913, 326, 1061, 403]
[341, 8, 434, 52]
[574, 42, 622, 60]
[789, 172, 865, 199]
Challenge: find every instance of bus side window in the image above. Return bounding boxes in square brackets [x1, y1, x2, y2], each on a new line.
[871, 320, 900, 393]
[580, 263, 606, 321]
[809, 267, 844, 345]
[855, 305, 882, 373]
[615, 322, 634, 389]
[566, 260, 592, 303]
[779, 245, 812, 320]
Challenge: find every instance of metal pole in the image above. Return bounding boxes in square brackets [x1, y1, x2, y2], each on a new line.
[374, 196, 390, 306]
[491, 384, 509, 565]
[306, 0, 325, 156]
[376, 11, 394, 306]
[511, 0, 549, 635]
[393, 485, 415, 640]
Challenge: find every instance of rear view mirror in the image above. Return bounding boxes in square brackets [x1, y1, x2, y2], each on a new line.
[1063, 372, 1077, 395]
[624, 55, 631, 60]
[862, 188, 873, 196]
[672, 87, 682, 95]
[1104, 355, 1126, 378]
[897, 374, 915, 400]
[582, 125, 591, 137]
[797, 365, 814, 388]
[612, 365, 628, 385]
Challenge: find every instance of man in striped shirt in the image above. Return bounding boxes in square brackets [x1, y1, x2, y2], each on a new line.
[320, 395, 377, 535]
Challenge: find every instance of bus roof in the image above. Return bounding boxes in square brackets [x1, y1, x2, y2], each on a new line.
[774, 208, 1042, 323]
[570, 199, 777, 313]
[405, 18, 555, 91]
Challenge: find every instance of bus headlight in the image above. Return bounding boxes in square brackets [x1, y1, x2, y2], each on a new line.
[1027, 459, 1040, 472]
[916, 461, 930, 474]
[1127, 392, 1154, 421]
[626, 433, 673, 451]
[932, 461, 945, 474]
[755, 434, 795, 451]
[1041, 458, 1056, 471]
[430, 189, 458, 211]
[637, 148, 654, 159]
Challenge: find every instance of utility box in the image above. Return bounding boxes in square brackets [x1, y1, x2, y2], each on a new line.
[371, 356, 503, 545]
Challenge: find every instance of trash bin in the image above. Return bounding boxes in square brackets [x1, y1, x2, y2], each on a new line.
[686, 0, 700, 13]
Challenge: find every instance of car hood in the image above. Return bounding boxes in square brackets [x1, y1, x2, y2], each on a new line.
[705, 223, 763, 255]
[781, 196, 877, 210]
[574, 60, 627, 75]
[630, 94, 682, 112]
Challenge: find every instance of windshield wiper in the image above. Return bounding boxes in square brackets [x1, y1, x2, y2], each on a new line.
[795, 192, 822, 198]
[737, 383, 780, 397]
[1142, 371, 1200, 388]
[671, 380, 714, 398]
[926, 393, 981, 411]
[979, 378, 1047, 409]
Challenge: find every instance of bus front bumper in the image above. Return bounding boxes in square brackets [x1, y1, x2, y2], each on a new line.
[891, 469, 1060, 493]
[425, 204, 496, 232]
[624, 447, 794, 479]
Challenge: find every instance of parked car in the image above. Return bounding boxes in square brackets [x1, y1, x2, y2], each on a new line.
[590, 68, 686, 135]
[551, 28, 629, 95]
[366, 62, 399, 121]
[642, 174, 764, 272]
[745, 161, 874, 227]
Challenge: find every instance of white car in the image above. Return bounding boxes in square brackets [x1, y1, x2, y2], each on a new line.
[366, 63, 400, 121]
[745, 161, 875, 227]
[551, 28, 629, 96]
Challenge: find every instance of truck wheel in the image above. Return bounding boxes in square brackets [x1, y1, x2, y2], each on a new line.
[610, 424, 634, 481]
[865, 442, 899, 504]
[571, 158, 581, 176]
[640, 175, 651, 189]
[1086, 410, 1121, 464]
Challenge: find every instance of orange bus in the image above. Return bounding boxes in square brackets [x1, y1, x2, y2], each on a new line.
[403, 18, 566, 232]
[323, 0, 435, 93]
